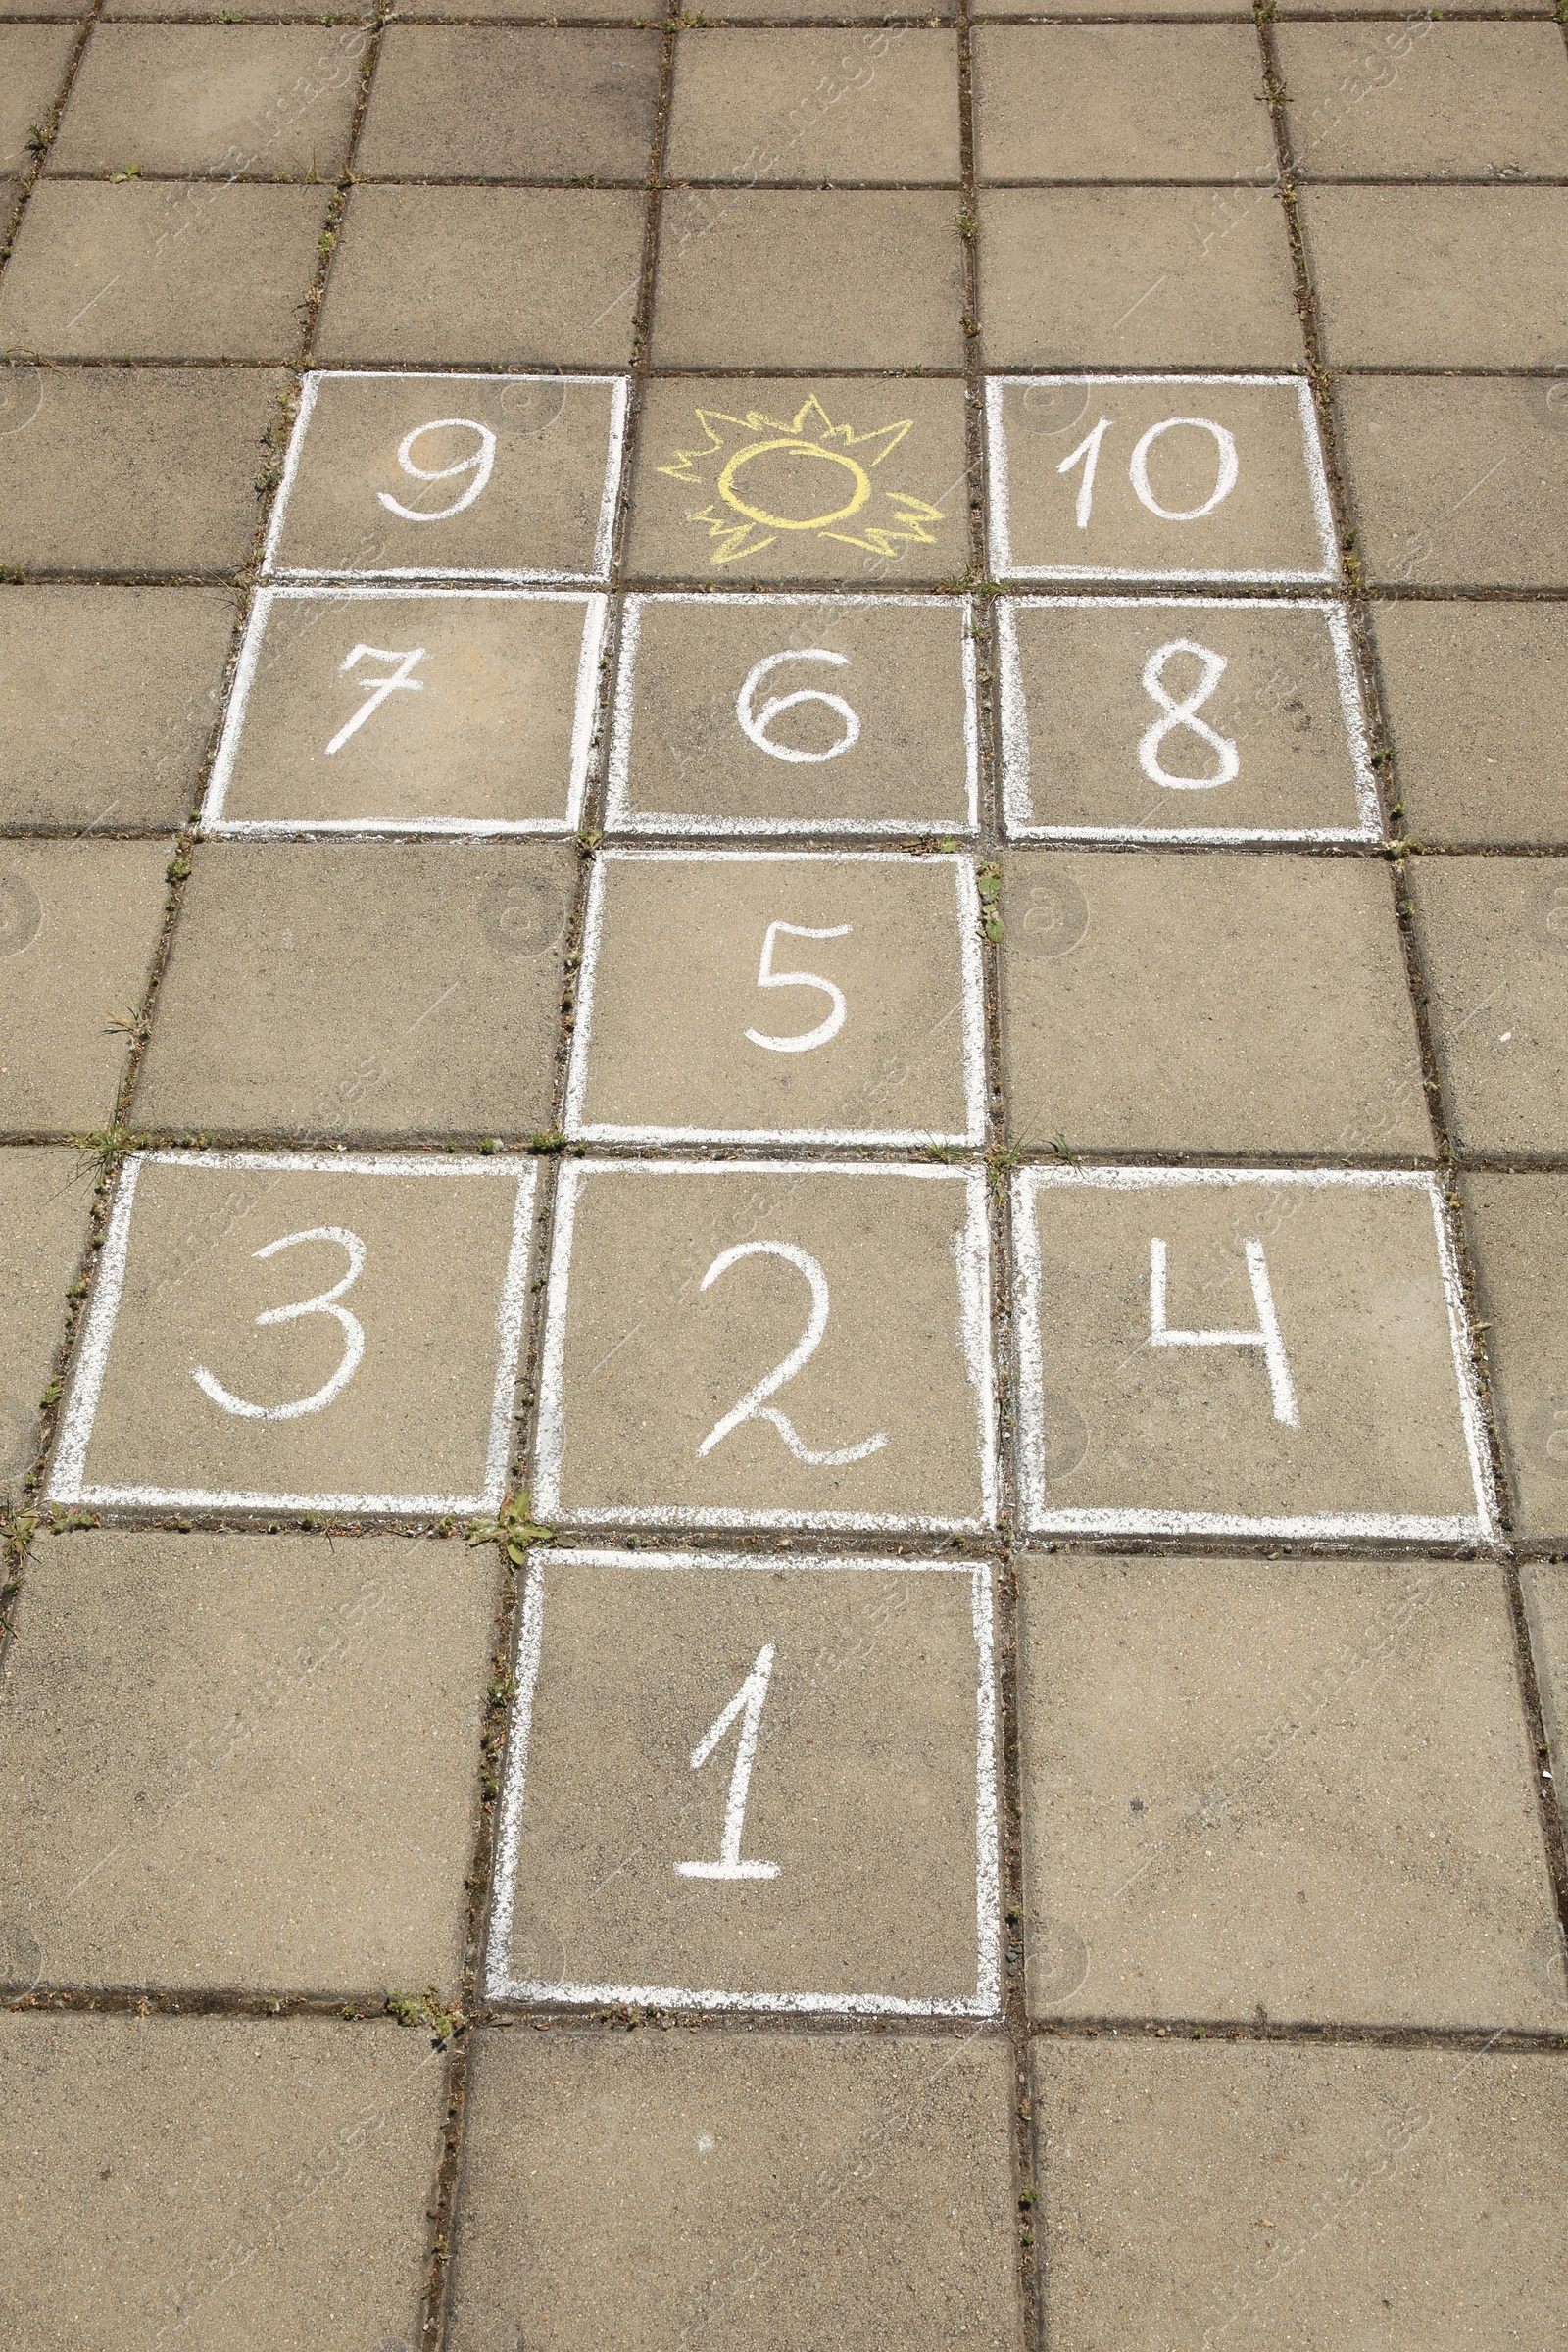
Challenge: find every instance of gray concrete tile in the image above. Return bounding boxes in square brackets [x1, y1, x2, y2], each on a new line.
[1405, 857, 1568, 1156]
[104, 0, 369, 14]
[998, 851, 1427, 1154]
[651, 189, 963, 371]
[537, 1160, 995, 1531]
[608, 592, 976, 836]
[981, 0, 1249, 13]
[0, 1145, 95, 1496]
[1279, 22, 1568, 179]
[489, 1548, 996, 2011]
[47, 23, 364, 178]
[1013, 1167, 1491, 1542]
[1302, 186, 1568, 368]
[1462, 1175, 1568, 1546]
[978, 186, 1304, 371]
[1372, 602, 1568, 847]
[0, 24, 76, 174]
[1019, 1554, 1559, 2029]
[972, 26, 1277, 182]
[447, 2029, 1019, 2352]
[0, 180, 326, 361]
[1521, 1564, 1568, 1947]
[315, 186, 645, 368]
[355, 26, 662, 180]
[714, 0, 956, 15]
[0, 839, 169, 1131]
[132, 841, 572, 1138]
[0, 364, 285, 574]
[0, 585, 235, 829]
[0, 1528, 491, 1991]
[1032, 2038, 1568, 2352]
[0, 0, 85, 17]
[1337, 376, 1568, 592]
[0, 2011, 443, 2352]
[47, 1152, 534, 1512]
[663, 28, 961, 183]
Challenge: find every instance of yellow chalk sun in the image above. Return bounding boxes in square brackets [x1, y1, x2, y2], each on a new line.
[657, 395, 948, 568]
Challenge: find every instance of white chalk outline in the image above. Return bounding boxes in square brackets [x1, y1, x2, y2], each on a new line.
[1011, 1164, 1498, 1544]
[564, 849, 988, 1148]
[604, 592, 980, 838]
[46, 1152, 537, 1515]
[998, 596, 1379, 844]
[262, 369, 630, 585]
[985, 374, 1338, 585]
[486, 1547, 1001, 2018]
[200, 586, 607, 838]
[535, 1159, 997, 1532]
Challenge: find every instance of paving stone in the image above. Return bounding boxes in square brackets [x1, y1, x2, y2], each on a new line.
[1018, 1553, 1559, 2029]
[608, 592, 975, 836]
[0, 364, 284, 574]
[1032, 2038, 1568, 2352]
[105, 0, 369, 14]
[1461, 1175, 1568, 1547]
[1279, 22, 1568, 179]
[0, 585, 235, 830]
[48, 1152, 533, 1511]
[1521, 1566, 1568, 1937]
[651, 189, 963, 371]
[988, 375, 1334, 584]
[999, 851, 1426, 1154]
[627, 375, 969, 585]
[971, 26, 1277, 182]
[355, 26, 662, 180]
[0, 24, 76, 173]
[47, 23, 364, 177]
[315, 185, 645, 368]
[0, 180, 326, 361]
[1372, 601, 1568, 847]
[489, 1548, 996, 2010]
[1405, 857, 1568, 1156]
[1000, 599, 1374, 842]
[1336, 376, 1568, 592]
[207, 588, 603, 835]
[1013, 1167, 1490, 1542]
[566, 851, 983, 1144]
[0, 1528, 491, 1991]
[0, 2011, 442, 2352]
[396, 0, 654, 15]
[1276, 0, 1552, 12]
[537, 1160, 995, 1531]
[132, 841, 572, 1138]
[662, 28, 961, 183]
[978, 186, 1303, 371]
[0, 0, 83, 18]
[713, 0, 956, 15]
[446, 2029, 1018, 2352]
[266, 369, 625, 584]
[0, 839, 169, 1131]
[0, 1145, 94, 1495]
[1302, 186, 1568, 368]
[982, 0, 1249, 13]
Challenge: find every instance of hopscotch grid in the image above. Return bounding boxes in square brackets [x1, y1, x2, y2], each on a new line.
[45, 1152, 537, 1516]
[200, 585, 609, 838]
[604, 592, 981, 839]
[998, 594, 1380, 845]
[533, 1159, 998, 1533]
[563, 849, 988, 1148]
[486, 1547, 1002, 2017]
[1011, 1165, 1499, 1544]
[985, 373, 1339, 585]
[261, 369, 632, 585]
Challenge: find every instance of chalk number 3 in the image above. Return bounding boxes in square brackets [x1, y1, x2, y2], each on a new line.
[192, 1227, 368, 1422]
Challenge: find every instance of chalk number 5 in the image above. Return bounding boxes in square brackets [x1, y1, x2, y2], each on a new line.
[746, 920, 852, 1054]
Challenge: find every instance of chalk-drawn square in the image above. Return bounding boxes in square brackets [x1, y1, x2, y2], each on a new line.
[1000, 597, 1376, 842]
[1013, 1167, 1495, 1543]
[986, 374, 1336, 583]
[565, 851, 985, 1146]
[606, 592, 977, 837]
[264, 369, 628, 583]
[537, 1161, 996, 1532]
[489, 1548, 999, 2015]
[46, 1152, 535, 1515]
[203, 587, 605, 837]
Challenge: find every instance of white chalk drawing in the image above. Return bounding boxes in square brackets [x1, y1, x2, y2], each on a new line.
[736, 648, 861, 765]
[1147, 1234, 1298, 1427]
[191, 1226, 368, 1423]
[744, 920, 852, 1054]
[697, 1241, 888, 1469]
[324, 643, 426, 758]
[1129, 416, 1239, 522]
[375, 417, 496, 523]
[1137, 640, 1240, 791]
[676, 1643, 781, 1882]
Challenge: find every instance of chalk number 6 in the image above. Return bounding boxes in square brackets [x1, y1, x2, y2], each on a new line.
[192, 1227, 367, 1421]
